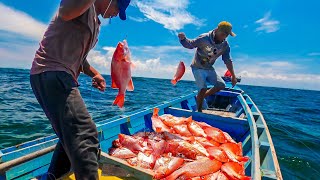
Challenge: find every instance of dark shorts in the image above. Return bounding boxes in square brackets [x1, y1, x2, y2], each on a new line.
[30, 71, 99, 180]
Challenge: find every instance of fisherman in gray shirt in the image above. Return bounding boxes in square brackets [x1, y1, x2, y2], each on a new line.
[30, 0, 130, 179]
[178, 21, 237, 112]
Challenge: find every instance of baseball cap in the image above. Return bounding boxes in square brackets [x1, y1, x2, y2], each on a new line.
[218, 21, 236, 37]
[118, 0, 131, 20]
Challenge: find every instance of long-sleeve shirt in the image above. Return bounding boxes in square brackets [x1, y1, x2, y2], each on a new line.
[180, 30, 232, 70]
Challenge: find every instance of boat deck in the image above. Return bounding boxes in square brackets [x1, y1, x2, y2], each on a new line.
[203, 108, 246, 119]
[202, 109, 236, 118]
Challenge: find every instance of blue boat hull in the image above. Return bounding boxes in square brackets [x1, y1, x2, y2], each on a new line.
[0, 83, 282, 180]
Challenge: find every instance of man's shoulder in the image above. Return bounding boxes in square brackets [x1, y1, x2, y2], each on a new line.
[198, 32, 210, 38]
[195, 32, 211, 44]
[223, 40, 230, 48]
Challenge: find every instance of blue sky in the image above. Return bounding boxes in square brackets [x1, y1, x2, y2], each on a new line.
[0, 0, 319, 90]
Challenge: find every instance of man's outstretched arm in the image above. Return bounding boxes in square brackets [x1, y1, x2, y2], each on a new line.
[178, 32, 200, 49]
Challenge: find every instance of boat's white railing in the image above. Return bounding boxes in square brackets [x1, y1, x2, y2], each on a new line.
[244, 95, 283, 180]
[237, 94, 261, 180]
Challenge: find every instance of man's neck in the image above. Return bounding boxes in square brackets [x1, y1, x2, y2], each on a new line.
[211, 30, 223, 44]
[213, 35, 223, 44]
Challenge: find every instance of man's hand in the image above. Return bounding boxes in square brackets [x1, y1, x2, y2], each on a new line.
[178, 32, 186, 41]
[92, 74, 106, 92]
[231, 76, 237, 87]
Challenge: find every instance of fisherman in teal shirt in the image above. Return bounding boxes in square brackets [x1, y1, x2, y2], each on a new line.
[178, 21, 238, 112]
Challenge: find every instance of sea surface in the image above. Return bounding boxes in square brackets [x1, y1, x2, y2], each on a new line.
[0, 68, 319, 179]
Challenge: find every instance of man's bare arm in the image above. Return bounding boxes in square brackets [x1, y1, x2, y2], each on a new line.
[225, 61, 236, 77]
[81, 60, 106, 91]
[59, 0, 96, 21]
[225, 61, 237, 87]
[81, 59, 100, 77]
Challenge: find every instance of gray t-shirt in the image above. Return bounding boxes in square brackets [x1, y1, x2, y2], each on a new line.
[30, 5, 100, 82]
[180, 30, 232, 69]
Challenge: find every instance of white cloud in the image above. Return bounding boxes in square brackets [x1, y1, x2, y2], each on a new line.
[130, 45, 193, 56]
[0, 3, 48, 69]
[128, 16, 149, 22]
[308, 52, 320, 56]
[259, 61, 299, 69]
[0, 41, 38, 69]
[255, 11, 280, 33]
[229, 57, 320, 90]
[237, 69, 320, 90]
[132, 0, 205, 31]
[0, 3, 46, 40]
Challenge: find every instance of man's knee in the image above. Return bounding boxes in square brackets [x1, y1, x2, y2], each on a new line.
[198, 88, 207, 96]
[215, 82, 226, 90]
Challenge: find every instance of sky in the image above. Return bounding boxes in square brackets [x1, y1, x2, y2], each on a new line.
[0, 0, 320, 90]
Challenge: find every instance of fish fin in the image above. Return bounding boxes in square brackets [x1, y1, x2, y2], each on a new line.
[208, 155, 216, 160]
[240, 176, 251, 180]
[187, 136, 195, 142]
[144, 150, 153, 156]
[127, 78, 134, 91]
[113, 94, 125, 108]
[131, 62, 136, 69]
[171, 79, 177, 85]
[111, 78, 118, 89]
[236, 156, 249, 162]
[153, 108, 159, 117]
[155, 127, 162, 133]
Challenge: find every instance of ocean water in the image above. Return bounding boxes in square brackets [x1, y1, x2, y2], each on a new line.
[0, 68, 319, 179]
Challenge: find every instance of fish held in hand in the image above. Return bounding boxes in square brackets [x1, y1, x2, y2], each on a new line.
[111, 40, 134, 108]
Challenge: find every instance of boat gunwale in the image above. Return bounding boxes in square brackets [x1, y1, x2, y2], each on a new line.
[237, 94, 262, 179]
[244, 95, 283, 180]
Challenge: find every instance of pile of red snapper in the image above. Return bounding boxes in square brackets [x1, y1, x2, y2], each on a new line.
[109, 108, 251, 180]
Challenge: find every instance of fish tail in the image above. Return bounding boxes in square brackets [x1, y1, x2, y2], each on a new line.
[113, 94, 125, 108]
[171, 79, 177, 85]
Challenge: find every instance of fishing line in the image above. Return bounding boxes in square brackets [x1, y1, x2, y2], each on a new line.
[103, 0, 113, 25]
[87, 0, 115, 120]
[268, 122, 320, 175]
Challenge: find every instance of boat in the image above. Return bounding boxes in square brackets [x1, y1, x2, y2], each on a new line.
[0, 82, 282, 180]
